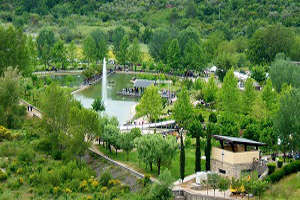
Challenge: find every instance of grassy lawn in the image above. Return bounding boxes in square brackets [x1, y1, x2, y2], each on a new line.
[262, 173, 300, 200]
[97, 145, 205, 180]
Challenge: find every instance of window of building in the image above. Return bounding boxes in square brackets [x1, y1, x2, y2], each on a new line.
[219, 169, 226, 174]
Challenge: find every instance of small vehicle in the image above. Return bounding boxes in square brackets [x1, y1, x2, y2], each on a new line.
[294, 153, 300, 160]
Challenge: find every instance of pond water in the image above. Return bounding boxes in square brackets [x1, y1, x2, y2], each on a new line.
[73, 73, 139, 125]
[40, 74, 83, 87]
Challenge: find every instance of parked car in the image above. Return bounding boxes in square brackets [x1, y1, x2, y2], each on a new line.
[293, 153, 300, 160]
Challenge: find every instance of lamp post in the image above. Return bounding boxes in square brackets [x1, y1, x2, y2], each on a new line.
[222, 150, 224, 168]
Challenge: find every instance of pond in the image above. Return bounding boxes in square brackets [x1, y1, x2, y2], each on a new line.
[73, 73, 139, 125]
[40, 74, 83, 87]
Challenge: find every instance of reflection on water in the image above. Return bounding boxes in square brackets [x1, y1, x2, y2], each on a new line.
[73, 73, 138, 125]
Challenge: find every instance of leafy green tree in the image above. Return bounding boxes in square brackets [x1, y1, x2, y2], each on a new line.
[136, 85, 163, 123]
[83, 35, 96, 65]
[112, 26, 126, 54]
[218, 112, 240, 137]
[90, 29, 108, 62]
[135, 134, 178, 175]
[119, 129, 141, 160]
[250, 65, 266, 84]
[51, 40, 68, 69]
[215, 52, 236, 81]
[116, 35, 129, 66]
[26, 36, 38, 73]
[92, 98, 105, 112]
[128, 38, 142, 70]
[0, 68, 26, 129]
[103, 123, 120, 154]
[248, 25, 294, 64]
[242, 78, 256, 114]
[185, 0, 197, 18]
[167, 39, 181, 71]
[0, 26, 30, 75]
[40, 84, 94, 160]
[219, 68, 240, 114]
[37, 28, 56, 68]
[149, 28, 170, 62]
[173, 87, 193, 129]
[273, 88, 300, 160]
[178, 27, 200, 56]
[270, 57, 300, 92]
[262, 79, 277, 116]
[67, 41, 77, 68]
[183, 39, 206, 73]
[203, 75, 218, 103]
[142, 26, 153, 44]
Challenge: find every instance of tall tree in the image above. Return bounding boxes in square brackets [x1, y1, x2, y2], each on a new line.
[83, 35, 96, 65]
[90, 29, 108, 62]
[248, 25, 294, 64]
[273, 89, 300, 160]
[242, 78, 256, 114]
[149, 28, 170, 62]
[128, 38, 142, 70]
[269, 57, 300, 92]
[135, 134, 178, 175]
[167, 39, 181, 71]
[173, 87, 194, 129]
[67, 41, 77, 68]
[0, 68, 26, 129]
[51, 40, 68, 69]
[219, 68, 240, 114]
[112, 26, 126, 55]
[116, 35, 129, 66]
[0, 26, 30, 75]
[205, 113, 218, 171]
[180, 128, 185, 182]
[203, 75, 218, 104]
[183, 39, 206, 73]
[136, 85, 163, 123]
[37, 28, 56, 68]
[188, 115, 204, 172]
[262, 79, 277, 117]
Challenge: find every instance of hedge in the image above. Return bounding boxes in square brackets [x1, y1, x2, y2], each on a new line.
[267, 163, 276, 175]
[267, 160, 300, 183]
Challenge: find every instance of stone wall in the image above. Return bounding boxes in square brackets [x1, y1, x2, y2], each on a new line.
[211, 159, 253, 178]
[173, 190, 233, 200]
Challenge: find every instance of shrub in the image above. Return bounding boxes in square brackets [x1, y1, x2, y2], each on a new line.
[99, 171, 112, 187]
[0, 126, 12, 141]
[0, 170, 8, 181]
[267, 163, 276, 175]
[277, 159, 283, 168]
[268, 160, 300, 183]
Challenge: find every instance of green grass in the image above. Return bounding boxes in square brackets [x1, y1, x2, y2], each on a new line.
[262, 173, 300, 200]
[97, 144, 205, 180]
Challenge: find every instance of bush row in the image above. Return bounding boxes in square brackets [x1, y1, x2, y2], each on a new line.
[267, 160, 300, 183]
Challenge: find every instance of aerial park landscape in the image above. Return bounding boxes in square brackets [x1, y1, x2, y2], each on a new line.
[0, 1, 300, 200]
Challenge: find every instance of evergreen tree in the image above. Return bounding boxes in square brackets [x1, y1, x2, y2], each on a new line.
[219, 68, 240, 114]
[205, 113, 217, 171]
[242, 78, 256, 114]
[116, 35, 129, 66]
[167, 39, 181, 71]
[180, 129, 185, 182]
[36, 28, 56, 68]
[128, 38, 142, 70]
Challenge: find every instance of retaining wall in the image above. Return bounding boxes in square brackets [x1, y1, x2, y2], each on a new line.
[173, 190, 233, 200]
